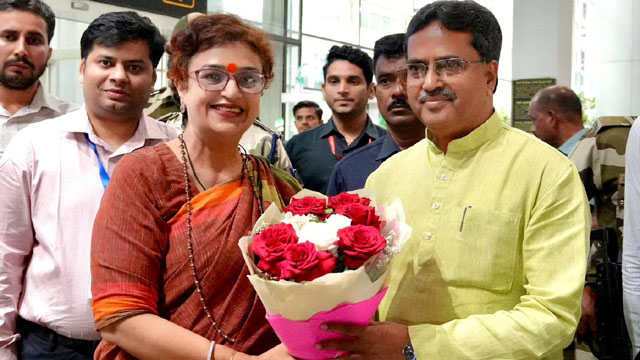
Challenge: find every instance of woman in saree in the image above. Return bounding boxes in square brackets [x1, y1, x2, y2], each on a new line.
[90, 14, 300, 360]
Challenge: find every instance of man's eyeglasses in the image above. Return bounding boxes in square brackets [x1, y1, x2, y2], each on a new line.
[398, 58, 486, 84]
[193, 68, 266, 94]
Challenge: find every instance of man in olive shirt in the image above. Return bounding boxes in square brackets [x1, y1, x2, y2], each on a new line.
[285, 45, 386, 193]
[321, 2, 589, 359]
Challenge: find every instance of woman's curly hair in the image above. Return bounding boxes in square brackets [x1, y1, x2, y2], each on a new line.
[167, 14, 275, 90]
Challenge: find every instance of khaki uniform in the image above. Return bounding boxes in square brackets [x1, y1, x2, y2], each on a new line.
[144, 87, 293, 173]
[570, 116, 636, 269]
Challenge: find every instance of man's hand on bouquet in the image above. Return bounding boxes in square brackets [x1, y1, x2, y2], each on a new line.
[318, 321, 409, 360]
[254, 344, 295, 360]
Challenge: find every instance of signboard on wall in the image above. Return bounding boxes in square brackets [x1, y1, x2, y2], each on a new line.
[91, 0, 206, 18]
[511, 78, 556, 132]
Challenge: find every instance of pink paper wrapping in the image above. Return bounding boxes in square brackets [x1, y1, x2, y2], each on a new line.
[266, 287, 388, 360]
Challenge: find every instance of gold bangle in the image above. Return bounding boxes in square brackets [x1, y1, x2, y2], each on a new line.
[229, 350, 237, 360]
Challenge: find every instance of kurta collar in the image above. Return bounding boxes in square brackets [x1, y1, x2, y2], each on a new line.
[426, 111, 502, 154]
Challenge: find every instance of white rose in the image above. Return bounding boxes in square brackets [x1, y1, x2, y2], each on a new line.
[281, 212, 313, 232]
[297, 214, 352, 251]
[325, 214, 352, 231]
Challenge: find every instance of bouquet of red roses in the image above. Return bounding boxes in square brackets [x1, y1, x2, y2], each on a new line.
[239, 189, 410, 360]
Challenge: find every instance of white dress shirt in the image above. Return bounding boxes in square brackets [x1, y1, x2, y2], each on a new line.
[624, 120, 640, 357]
[0, 83, 78, 157]
[0, 107, 177, 359]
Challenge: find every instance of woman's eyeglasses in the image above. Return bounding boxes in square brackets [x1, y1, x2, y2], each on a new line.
[193, 68, 266, 94]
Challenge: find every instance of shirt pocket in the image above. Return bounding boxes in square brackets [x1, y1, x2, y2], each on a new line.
[437, 206, 521, 292]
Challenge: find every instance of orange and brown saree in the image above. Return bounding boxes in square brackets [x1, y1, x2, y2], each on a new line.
[91, 143, 300, 359]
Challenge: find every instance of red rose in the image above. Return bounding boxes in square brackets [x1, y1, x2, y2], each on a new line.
[278, 242, 336, 282]
[334, 203, 380, 228]
[283, 197, 327, 217]
[252, 223, 298, 277]
[337, 225, 386, 269]
[328, 192, 371, 209]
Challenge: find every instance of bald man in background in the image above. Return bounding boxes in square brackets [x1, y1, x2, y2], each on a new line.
[529, 85, 587, 156]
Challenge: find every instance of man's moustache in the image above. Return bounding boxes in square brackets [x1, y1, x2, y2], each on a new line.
[387, 99, 411, 111]
[5, 56, 34, 70]
[418, 88, 457, 102]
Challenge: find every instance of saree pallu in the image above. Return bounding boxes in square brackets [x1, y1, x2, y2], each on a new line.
[91, 143, 300, 359]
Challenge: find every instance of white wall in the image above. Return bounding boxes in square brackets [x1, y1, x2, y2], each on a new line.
[512, 0, 573, 86]
[595, 0, 640, 116]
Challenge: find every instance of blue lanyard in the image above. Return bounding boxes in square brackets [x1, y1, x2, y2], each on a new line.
[84, 133, 110, 190]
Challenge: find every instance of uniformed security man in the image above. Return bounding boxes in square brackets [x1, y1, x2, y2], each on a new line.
[571, 116, 637, 242]
[570, 115, 637, 354]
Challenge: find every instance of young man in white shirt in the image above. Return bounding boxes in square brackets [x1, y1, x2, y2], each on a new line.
[0, 11, 177, 360]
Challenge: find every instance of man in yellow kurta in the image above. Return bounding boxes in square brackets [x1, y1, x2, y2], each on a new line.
[321, 1, 590, 359]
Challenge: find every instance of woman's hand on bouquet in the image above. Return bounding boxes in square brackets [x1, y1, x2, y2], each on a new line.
[255, 344, 295, 360]
[318, 321, 409, 360]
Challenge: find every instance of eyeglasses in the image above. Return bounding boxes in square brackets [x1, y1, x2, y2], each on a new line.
[193, 68, 266, 94]
[399, 58, 486, 84]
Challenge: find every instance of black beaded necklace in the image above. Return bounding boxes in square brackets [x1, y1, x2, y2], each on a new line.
[177, 133, 264, 344]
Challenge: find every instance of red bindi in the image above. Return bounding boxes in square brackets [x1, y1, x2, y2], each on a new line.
[226, 63, 238, 73]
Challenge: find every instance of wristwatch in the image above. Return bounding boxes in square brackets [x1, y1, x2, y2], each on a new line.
[403, 341, 416, 360]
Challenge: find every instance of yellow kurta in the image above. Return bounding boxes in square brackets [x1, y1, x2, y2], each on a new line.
[366, 113, 590, 359]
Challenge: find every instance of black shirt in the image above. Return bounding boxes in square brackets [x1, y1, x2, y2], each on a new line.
[285, 117, 386, 194]
[326, 135, 400, 196]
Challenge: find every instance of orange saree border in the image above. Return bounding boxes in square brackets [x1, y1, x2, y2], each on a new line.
[168, 179, 243, 225]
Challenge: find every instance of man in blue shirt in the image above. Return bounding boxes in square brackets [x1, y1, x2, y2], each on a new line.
[326, 34, 425, 195]
[529, 85, 587, 156]
[285, 45, 386, 193]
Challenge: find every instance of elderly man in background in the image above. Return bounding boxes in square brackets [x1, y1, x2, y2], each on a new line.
[529, 85, 587, 156]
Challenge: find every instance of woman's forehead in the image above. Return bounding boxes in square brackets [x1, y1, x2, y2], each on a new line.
[189, 42, 262, 71]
